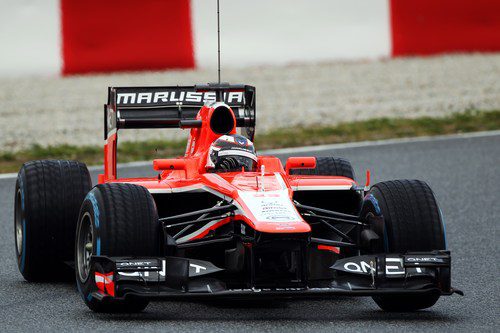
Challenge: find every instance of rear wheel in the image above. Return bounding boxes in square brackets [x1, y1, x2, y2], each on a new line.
[362, 180, 446, 311]
[75, 183, 161, 313]
[15, 160, 91, 281]
[289, 157, 355, 180]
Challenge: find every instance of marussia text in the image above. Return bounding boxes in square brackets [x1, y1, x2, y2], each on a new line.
[117, 91, 244, 105]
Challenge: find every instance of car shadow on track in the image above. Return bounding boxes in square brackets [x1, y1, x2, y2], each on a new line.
[84, 297, 461, 325]
[3, 278, 461, 326]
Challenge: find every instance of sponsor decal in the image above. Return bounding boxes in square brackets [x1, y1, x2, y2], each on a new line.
[333, 256, 405, 276]
[406, 257, 443, 262]
[385, 257, 405, 275]
[117, 91, 244, 105]
[117, 260, 166, 278]
[117, 260, 157, 267]
[190, 263, 207, 274]
[238, 190, 302, 223]
[117, 260, 218, 280]
[343, 261, 375, 274]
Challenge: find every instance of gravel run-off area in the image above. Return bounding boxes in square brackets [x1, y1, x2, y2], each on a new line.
[0, 53, 499, 151]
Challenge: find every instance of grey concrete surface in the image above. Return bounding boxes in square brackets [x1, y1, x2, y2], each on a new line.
[0, 134, 499, 332]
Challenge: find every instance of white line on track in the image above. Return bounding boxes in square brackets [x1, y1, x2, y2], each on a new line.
[259, 129, 500, 155]
[0, 173, 17, 180]
[1, 130, 499, 180]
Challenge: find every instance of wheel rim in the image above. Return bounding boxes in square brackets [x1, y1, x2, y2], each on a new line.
[76, 212, 93, 282]
[14, 189, 23, 258]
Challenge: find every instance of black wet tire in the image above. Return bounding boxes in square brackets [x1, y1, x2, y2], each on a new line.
[363, 180, 446, 311]
[14, 160, 91, 282]
[75, 183, 161, 313]
[289, 157, 355, 179]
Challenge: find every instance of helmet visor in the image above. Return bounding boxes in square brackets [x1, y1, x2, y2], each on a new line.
[215, 150, 257, 172]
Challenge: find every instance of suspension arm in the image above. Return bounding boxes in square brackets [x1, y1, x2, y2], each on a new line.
[310, 237, 357, 248]
[159, 204, 236, 223]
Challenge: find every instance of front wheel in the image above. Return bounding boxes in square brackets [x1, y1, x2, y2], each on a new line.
[361, 180, 446, 311]
[75, 183, 161, 313]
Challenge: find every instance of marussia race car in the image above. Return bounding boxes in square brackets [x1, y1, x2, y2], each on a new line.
[14, 83, 462, 313]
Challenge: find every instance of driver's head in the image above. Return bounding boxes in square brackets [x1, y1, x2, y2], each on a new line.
[206, 134, 257, 172]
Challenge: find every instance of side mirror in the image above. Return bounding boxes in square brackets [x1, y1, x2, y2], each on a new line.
[285, 157, 316, 174]
[153, 159, 187, 171]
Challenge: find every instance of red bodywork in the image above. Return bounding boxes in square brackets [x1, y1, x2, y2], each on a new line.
[99, 102, 356, 240]
[82, 86, 457, 305]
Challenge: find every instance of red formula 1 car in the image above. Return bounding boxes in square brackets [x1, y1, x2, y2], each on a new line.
[14, 84, 461, 313]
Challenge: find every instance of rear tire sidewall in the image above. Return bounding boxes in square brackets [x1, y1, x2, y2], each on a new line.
[14, 160, 91, 282]
[14, 167, 75, 281]
[14, 173, 29, 278]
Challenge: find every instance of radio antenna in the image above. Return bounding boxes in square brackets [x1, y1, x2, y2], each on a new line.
[217, 0, 221, 84]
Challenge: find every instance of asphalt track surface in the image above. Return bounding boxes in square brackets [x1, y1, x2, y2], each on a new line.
[0, 133, 499, 332]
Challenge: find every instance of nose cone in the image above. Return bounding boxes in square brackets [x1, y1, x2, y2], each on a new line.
[220, 172, 311, 233]
[237, 190, 311, 233]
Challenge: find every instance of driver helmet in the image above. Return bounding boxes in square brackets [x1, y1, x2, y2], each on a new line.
[206, 134, 257, 172]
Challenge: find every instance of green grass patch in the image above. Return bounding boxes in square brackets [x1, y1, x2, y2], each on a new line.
[255, 109, 500, 149]
[1, 110, 499, 174]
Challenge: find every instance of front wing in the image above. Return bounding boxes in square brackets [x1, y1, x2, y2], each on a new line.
[88, 251, 462, 302]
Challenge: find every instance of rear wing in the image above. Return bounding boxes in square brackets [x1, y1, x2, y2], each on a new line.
[105, 84, 256, 140]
